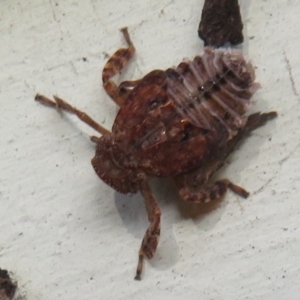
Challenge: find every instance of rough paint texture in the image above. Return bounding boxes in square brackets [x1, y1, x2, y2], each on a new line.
[36, 29, 276, 279]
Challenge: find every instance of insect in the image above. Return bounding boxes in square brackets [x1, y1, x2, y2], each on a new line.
[35, 28, 277, 280]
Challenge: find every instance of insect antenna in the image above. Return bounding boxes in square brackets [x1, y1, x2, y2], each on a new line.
[35, 94, 111, 137]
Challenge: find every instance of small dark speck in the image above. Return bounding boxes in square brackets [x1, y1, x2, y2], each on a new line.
[82, 57, 88, 62]
[249, 36, 255, 40]
[282, 275, 285, 279]
[90, 277, 93, 280]
[55, 3, 58, 6]
[268, 137, 272, 141]
[203, 91, 210, 99]
[282, 228, 288, 231]
[103, 52, 110, 59]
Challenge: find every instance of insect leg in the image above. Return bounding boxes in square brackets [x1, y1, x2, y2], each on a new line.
[135, 180, 161, 280]
[35, 94, 110, 136]
[102, 28, 136, 106]
[174, 111, 277, 204]
[176, 178, 249, 204]
[90, 136, 100, 143]
[245, 111, 277, 132]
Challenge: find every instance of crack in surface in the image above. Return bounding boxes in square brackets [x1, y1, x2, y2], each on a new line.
[284, 52, 299, 100]
[160, 0, 175, 14]
[253, 175, 275, 195]
[279, 141, 300, 165]
[253, 142, 300, 195]
[48, 0, 64, 42]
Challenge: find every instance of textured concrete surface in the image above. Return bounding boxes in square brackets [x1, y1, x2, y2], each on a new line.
[1, 1, 300, 299]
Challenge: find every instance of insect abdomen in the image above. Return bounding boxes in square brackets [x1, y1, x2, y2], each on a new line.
[166, 48, 259, 138]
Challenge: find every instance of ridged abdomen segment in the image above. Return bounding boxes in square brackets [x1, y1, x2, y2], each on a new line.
[166, 48, 259, 138]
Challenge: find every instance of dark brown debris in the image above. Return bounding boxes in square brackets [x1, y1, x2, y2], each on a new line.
[0, 269, 17, 300]
[198, 0, 244, 47]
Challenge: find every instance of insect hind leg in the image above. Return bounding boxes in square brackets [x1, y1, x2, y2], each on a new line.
[35, 94, 110, 136]
[245, 111, 277, 132]
[177, 178, 249, 204]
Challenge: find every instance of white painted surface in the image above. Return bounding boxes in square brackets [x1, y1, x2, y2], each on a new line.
[1, 0, 299, 299]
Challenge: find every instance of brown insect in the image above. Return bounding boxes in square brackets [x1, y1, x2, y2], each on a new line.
[35, 28, 277, 280]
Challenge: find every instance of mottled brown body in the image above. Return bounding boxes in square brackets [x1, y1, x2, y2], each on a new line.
[35, 28, 277, 280]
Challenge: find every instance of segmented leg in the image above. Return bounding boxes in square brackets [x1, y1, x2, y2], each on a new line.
[35, 94, 110, 136]
[244, 111, 277, 132]
[175, 111, 277, 204]
[177, 178, 249, 204]
[102, 28, 136, 106]
[135, 180, 161, 280]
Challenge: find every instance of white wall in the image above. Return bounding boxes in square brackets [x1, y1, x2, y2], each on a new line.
[1, 1, 300, 299]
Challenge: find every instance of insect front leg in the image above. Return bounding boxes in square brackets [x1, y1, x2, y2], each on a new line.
[35, 94, 110, 136]
[102, 28, 136, 106]
[135, 180, 161, 280]
[176, 178, 249, 204]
